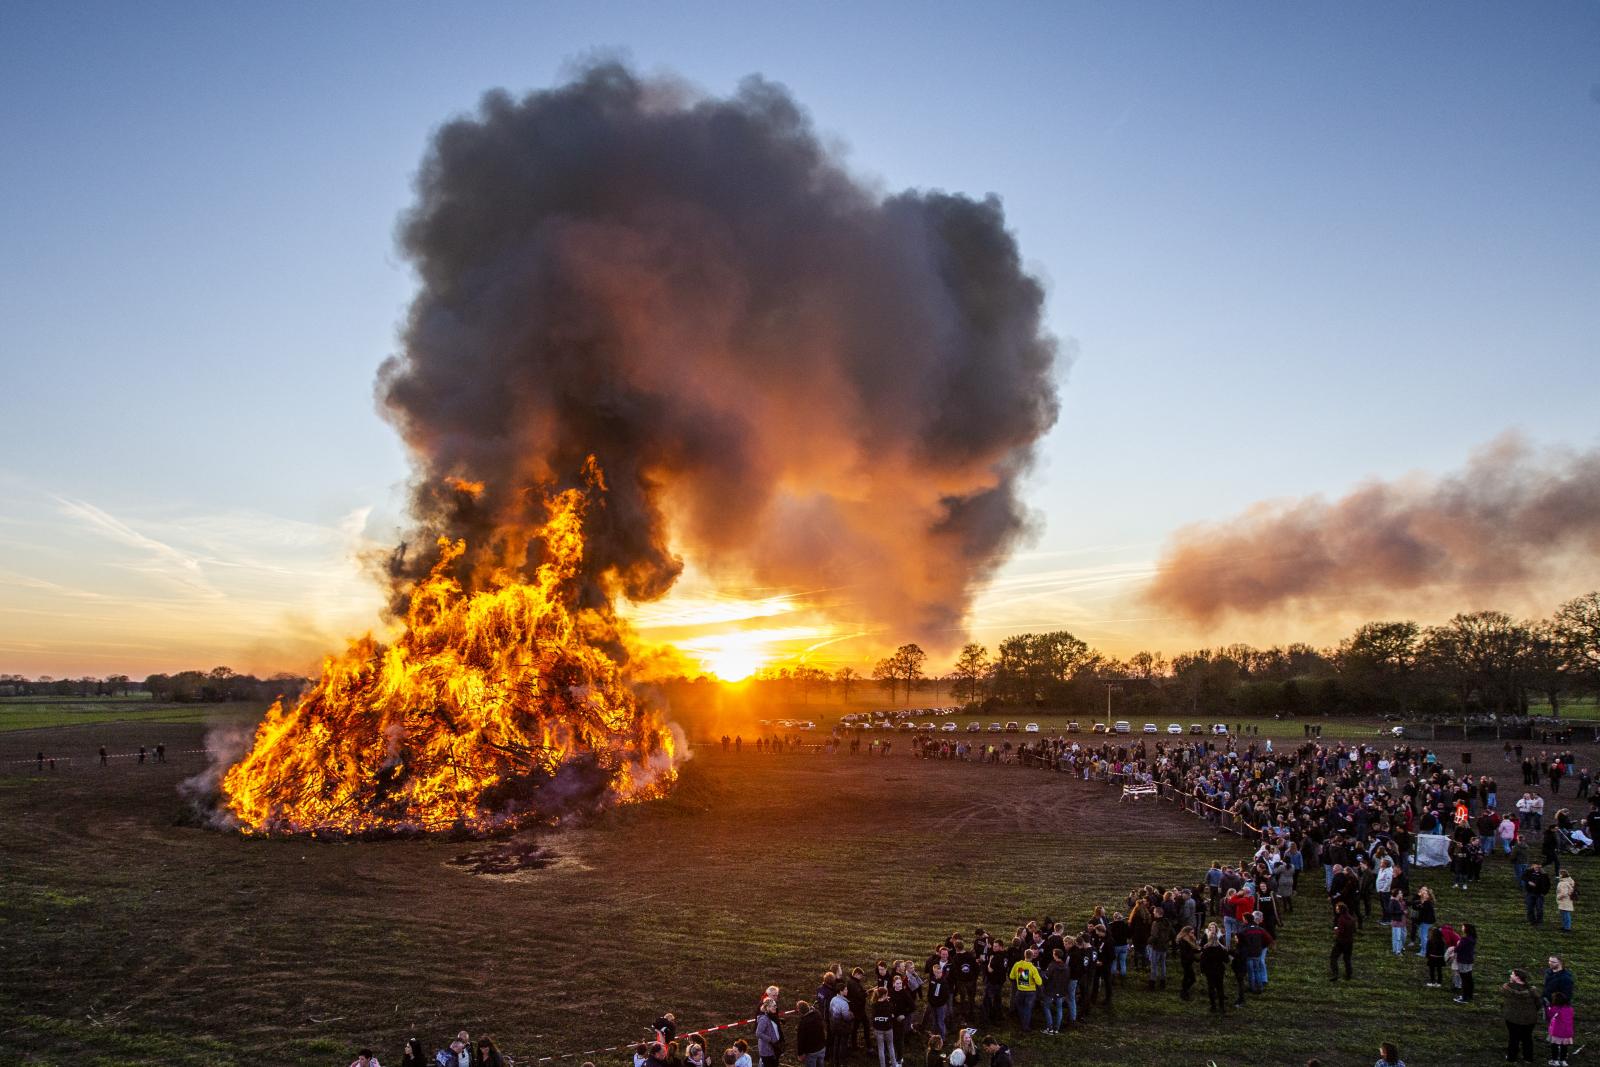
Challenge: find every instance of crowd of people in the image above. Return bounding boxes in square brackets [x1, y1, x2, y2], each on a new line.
[350, 730, 1592, 1067]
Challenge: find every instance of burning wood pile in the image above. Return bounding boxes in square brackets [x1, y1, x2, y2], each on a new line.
[219, 468, 677, 835]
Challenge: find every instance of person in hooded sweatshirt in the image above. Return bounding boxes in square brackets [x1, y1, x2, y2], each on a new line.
[796, 1000, 827, 1067]
[870, 987, 897, 1067]
[979, 1036, 1010, 1067]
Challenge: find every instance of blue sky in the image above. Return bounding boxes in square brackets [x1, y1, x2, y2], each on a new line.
[2, 2, 1597, 676]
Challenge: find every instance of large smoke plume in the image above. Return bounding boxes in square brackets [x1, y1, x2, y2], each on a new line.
[377, 63, 1060, 642]
[1147, 435, 1600, 624]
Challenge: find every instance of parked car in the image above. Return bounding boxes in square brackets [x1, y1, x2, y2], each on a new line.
[1004, 721, 1021, 733]
[898, 722, 916, 731]
[1211, 724, 1229, 735]
[1167, 723, 1183, 734]
[988, 722, 1003, 732]
[1092, 722, 1108, 734]
[942, 721, 958, 732]
[1113, 721, 1131, 733]
[1389, 725, 1406, 737]
[797, 721, 815, 730]
[966, 722, 982, 732]
[1142, 723, 1158, 734]
[1024, 722, 1040, 733]
[1189, 724, 1204, 734]
[919, 722, 936, 731]
[1066, 721, 1080, 733]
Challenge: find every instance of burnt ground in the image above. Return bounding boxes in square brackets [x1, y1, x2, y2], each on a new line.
[1, 720, 1596, 1067]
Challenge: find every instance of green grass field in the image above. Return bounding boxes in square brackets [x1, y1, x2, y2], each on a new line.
[0, 698, 266, 734]
[1, 719, 1595, 1067]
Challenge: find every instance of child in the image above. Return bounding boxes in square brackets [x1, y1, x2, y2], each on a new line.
[1547, 991, 1574, 1065]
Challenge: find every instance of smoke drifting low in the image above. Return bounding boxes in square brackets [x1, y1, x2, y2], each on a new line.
[377, 63, 1060, 643]
[1147, 435, 1600, 625]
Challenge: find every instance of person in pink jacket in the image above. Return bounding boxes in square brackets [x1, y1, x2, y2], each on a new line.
[1546, 991, 1574, 1065]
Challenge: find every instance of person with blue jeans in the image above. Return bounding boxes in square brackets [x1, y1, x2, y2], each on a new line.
[1557, 871, 1576, 932]
[1414, 886, 1436, 955]
[1524, 864, 1552, 925]
[1040, 950, 1069, 1034]
[1008, 949, 1042, 1032]
[1387, 890, 1408, 954]
[1108, 913, 1130, 977]
[1236, 916, 1274, 993]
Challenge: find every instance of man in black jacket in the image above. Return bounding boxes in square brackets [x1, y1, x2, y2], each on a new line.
[795, 1001, 826, 1067]
[980, 1037, 1010, 1067]
[951, 939, 978, 1021]
[1524, 864, 1552, 925]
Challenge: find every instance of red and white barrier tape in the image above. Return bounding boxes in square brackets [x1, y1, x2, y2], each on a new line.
[531, 1009, 799, 1064]
[4, 747, 214, 765]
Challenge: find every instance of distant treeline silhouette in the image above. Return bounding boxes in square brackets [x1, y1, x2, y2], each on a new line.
[732, 592, 1600, 720]
[0, 667, 310, 704]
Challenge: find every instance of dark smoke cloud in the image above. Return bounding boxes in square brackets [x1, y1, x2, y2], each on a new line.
[377, 63, 1060, 642]
[1146, 435, 1600, 624]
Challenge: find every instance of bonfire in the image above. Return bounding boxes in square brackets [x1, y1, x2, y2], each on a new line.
[219, 468, 677, 835]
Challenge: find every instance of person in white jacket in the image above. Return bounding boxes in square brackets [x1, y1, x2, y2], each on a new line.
[1375, 858, 1395, 895]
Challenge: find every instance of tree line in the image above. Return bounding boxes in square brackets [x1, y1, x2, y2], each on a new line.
[0, 667, 309, 704]
[751, 591, 1600, 719]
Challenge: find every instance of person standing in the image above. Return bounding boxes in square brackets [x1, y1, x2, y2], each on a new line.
[1176, 926, 1201, 1002]
[1452, 924, 1477, 1004]
[1330, 902, 1356, 982]
[1200, 930, 1229, 1014]
[1501, 969, 1540, 1062]
[1424, 925, 1447, 988]
[1546, 993, 1574, 1066]
[796, 1001, 826, 1067]
[1386, 890, 1408, 955]
[829, 985, 854, 1064]
[1543, 957, 1575, 1005]
[1039, 950, 1067, 1035]
[756, 999, 784, 1067]
[1523, 864, 1552, 926]
[1557, 870, 1577, 933]
[1006, 950, 1042, 1032]
[925, 964, 951, 1039]
[869, 989, 896, 1067]
[1413, 887, 1436, 955]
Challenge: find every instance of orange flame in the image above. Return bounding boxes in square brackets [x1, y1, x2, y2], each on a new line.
[219, 474, 677, 835]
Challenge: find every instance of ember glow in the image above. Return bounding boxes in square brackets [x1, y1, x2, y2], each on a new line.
[219, 467, 677, 835]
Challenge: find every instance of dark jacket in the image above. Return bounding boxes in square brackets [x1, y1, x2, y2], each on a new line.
[1524, 869, 1552, 896]
[987, 1045, 1012, 1067]
[1502, 983, 1542, 1026]
[1545, 967, 1576, 1004]
[796, 1011, 826, 1056]
[1333, 913, 1357, 945]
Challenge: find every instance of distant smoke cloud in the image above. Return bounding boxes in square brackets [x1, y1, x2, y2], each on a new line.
[377, 62, 1060, 644]
[1146, 434, 1600, 624]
